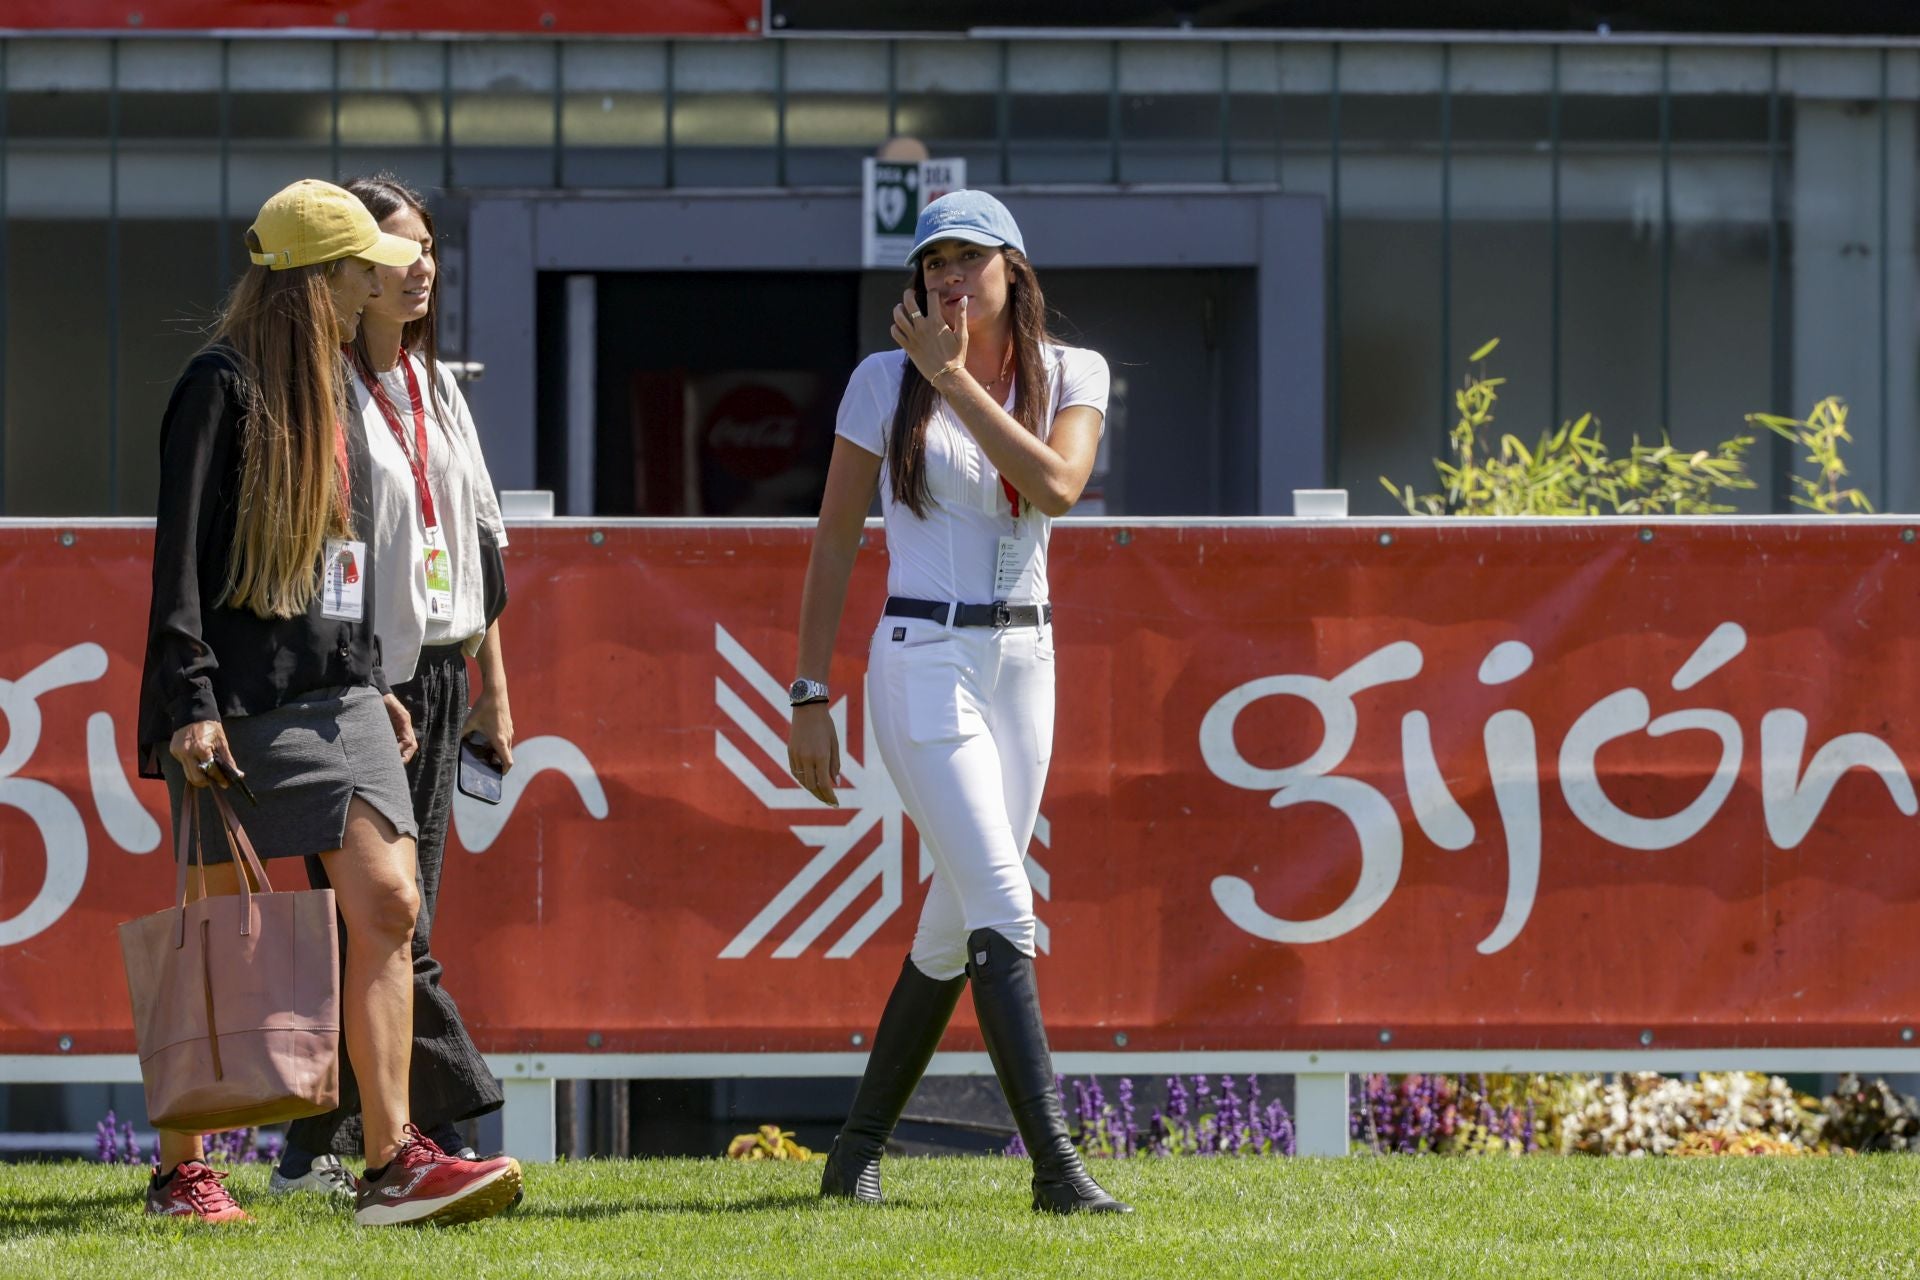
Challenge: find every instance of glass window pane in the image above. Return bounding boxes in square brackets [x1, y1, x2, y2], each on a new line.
[1558, 47, 1662, 443]
[1668, 65, 1777, 513]
[338, 44, 444, 187]
[1119, 43, 1223, 184]
[1446, 48, 1555, 490]
[451, 42, 557, 188]
[4, 222, 110, 514]
[117, 219, 224, 516]
[561, 44, 668, 186]
[1335, 45, 1446, 511]
[1006, 41, 1112, 184]
[673, 42, 778, 187]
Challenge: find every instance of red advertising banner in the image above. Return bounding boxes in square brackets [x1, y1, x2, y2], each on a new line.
[2, 2, 760, 35]
[3, 520, 1918, 1058]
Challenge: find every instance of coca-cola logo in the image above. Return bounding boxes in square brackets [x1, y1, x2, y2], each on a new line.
[703, 385, 804, 480]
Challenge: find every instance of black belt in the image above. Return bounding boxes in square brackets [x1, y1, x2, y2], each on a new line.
[885, 596, 1052, 629]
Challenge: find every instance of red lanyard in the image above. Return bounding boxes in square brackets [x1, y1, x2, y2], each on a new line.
[357, 356, 438, 531]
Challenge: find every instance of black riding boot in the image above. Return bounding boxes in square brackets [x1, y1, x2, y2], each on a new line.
[819, 956, 967, 1203]
[966, 928, 1132, 1214]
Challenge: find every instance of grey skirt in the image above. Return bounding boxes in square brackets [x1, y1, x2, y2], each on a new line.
[161, 684, 418, 865]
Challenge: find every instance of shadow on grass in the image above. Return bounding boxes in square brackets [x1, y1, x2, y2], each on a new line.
[513, 1191, 898, 1220]
[0, 1188, 141, 1236]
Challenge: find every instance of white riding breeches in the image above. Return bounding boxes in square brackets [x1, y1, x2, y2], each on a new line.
[866, 613, 1055, 981]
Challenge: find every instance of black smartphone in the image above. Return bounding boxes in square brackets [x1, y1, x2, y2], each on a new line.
[203, 757, 258, 807]
[457, 736, 505, 805]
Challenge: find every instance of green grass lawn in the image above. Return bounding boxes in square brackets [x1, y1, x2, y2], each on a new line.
[4, 1156, 1919, 1278]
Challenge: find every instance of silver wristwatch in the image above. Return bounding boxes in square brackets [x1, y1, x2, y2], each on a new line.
[788, 677, 830, 707]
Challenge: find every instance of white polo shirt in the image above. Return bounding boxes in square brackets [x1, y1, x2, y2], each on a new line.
[353, 354, 509, 685]
[833, 344, 1108, 607]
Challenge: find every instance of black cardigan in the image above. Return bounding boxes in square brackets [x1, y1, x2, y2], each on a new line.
[136, 347, 390, 779]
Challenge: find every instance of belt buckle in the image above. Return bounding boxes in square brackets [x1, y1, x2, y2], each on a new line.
[991, 603, 1013, 629]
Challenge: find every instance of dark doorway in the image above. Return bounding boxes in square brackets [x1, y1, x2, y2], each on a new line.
[549, 271, 862, 517]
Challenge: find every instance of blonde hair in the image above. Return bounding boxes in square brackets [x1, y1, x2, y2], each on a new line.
[209, 247, 353, 619]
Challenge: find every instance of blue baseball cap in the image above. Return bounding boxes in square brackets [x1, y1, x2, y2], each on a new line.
[905, 189, 1027, 266]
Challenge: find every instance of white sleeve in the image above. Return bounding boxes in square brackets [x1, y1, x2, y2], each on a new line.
[438, 361, 509, 549]
[833, 353, 895, 458]
[1054, 347, 1110, 421]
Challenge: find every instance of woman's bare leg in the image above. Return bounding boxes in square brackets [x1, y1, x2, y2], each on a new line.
[316, 797, 421, 1169]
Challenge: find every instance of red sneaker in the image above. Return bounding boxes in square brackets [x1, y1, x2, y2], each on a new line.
[353, 1125, 522, 1227]
[144, 1161, 250, 1223]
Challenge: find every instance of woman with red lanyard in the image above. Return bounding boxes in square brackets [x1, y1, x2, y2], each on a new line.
[137, 178, 521, 1226]
[789, 191, 1129, 1214]
[273, 173, 515, 1196]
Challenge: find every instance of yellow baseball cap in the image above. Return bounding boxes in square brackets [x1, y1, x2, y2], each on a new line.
[246, 179, 421, 271]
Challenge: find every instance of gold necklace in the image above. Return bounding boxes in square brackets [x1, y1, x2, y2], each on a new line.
[984, 350, 1014, 393]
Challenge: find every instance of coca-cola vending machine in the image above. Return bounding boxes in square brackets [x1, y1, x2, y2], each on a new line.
[631, 370, 833, 516]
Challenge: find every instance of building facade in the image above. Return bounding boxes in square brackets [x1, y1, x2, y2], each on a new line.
[1, 10, 1916, 522]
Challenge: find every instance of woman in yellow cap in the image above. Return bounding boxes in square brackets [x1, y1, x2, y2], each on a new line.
[135, 179, 522, 1227]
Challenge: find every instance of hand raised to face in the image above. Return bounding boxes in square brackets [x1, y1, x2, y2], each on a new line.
[892, 287, 969, 386]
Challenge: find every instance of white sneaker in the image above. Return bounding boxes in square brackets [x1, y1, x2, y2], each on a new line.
[267, 1152, 357, 1201]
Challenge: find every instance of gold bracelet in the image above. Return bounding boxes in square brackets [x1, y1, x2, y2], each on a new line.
[931, 362, 966, 387]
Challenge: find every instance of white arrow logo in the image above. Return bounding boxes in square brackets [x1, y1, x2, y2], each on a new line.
[712, 624, 1050, 960]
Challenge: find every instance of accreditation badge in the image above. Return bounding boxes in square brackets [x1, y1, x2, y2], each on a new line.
[423, 525, 455, 621]
[321, 539, 367, 622]
[994, 533, 1042, 600]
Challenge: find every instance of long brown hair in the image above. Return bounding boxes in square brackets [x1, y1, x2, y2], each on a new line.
[210, 240, 353, 619]
[343, 173, 451, 424]
[886, 247, 1052, 519]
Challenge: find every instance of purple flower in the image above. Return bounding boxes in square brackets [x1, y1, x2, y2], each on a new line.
[1269, 1098, 1296, 1156]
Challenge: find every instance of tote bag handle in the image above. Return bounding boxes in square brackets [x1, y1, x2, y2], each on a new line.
[171, 784, 274, 950]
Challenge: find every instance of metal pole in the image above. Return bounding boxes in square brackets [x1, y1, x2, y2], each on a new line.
[218, 40, 231, 291]
[551, 40, 564, 189]
[0, 37, 9, 514]
[1328, 43, 1342, 483]
[1108, 40, 1121, 185]
[997, 41, 1011, 184]
[663, 42, 676, 188]
[775, 39, 787, 188]
[886, 40, 898, 137]
[1549, 44, 1562, 431]
[107, 40, 121, 515]
[1878, 47, 1890, 508]
[1439, 44, 1452, 449]
[1273, 43, 1284, 189]
[1219, 41, 1231, 183]
[441, 41, 453, 190]
[566, 274, 597, 515]
[1767, 47, 1789, 511]
[330, 41, 341, 181]
[1658, 46, 1672, 432]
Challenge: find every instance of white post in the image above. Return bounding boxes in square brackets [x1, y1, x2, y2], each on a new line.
[500, 1077, 557, 1163]
[564, 273, 596, 516]
[1293, 1072, 1350, 1157]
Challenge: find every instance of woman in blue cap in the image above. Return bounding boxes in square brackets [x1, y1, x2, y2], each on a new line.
[786, 189, 1129, 1214]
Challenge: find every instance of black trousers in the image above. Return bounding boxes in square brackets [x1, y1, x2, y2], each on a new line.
[286, 644, 505, 1156]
